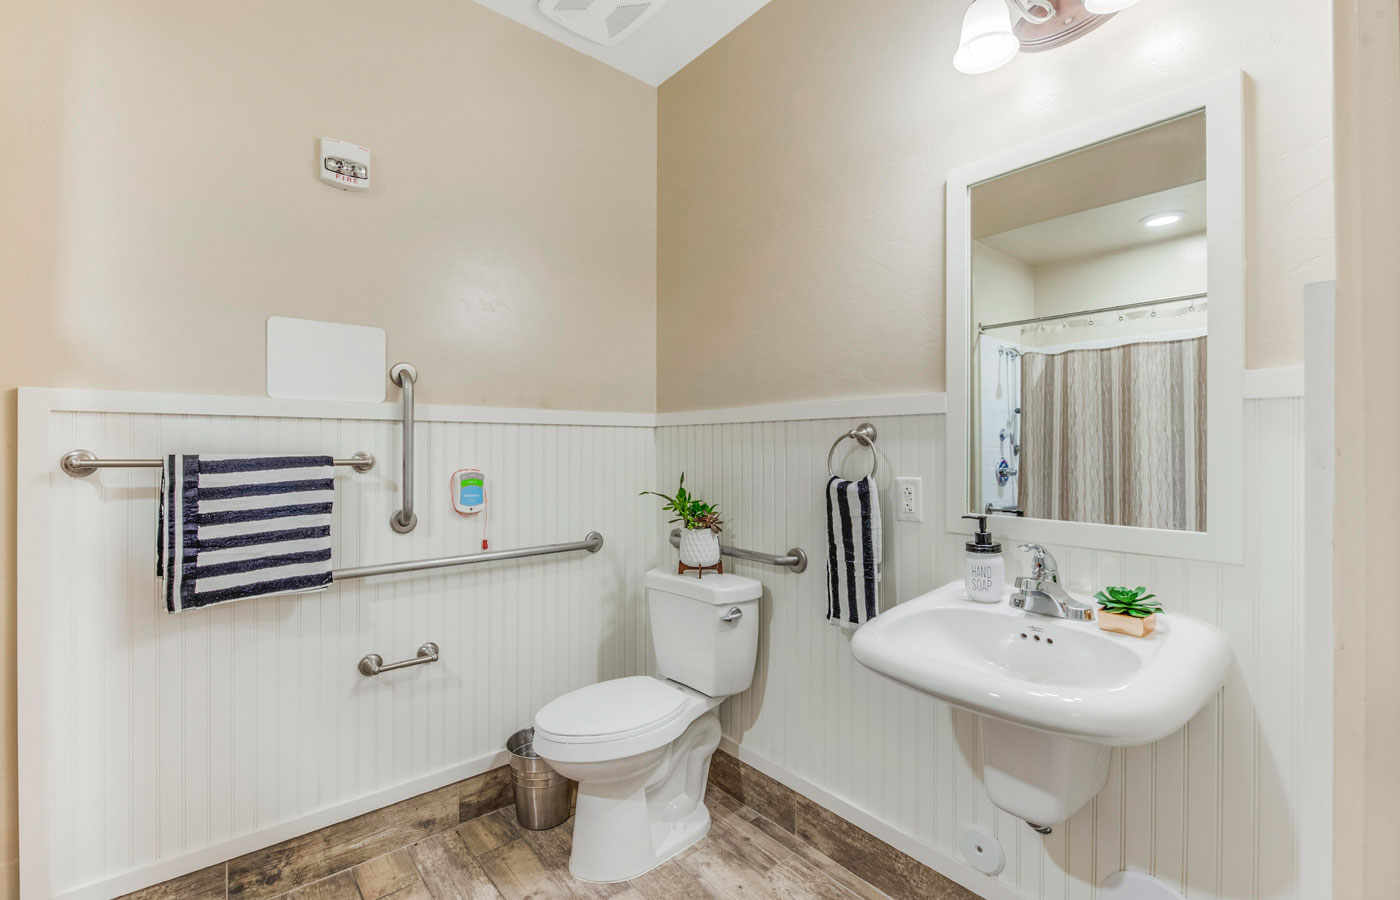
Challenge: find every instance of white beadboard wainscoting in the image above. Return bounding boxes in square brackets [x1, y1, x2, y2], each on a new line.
[17, 390, 657, 900]
[656, 397, 1310, 900]
[18, 377, 1313, 900]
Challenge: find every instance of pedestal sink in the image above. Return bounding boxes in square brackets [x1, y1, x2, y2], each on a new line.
[850, 581, 1230, 827]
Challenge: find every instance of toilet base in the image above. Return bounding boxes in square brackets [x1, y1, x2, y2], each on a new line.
[571, 800, 712, 883]
[565, 711, 722, 883]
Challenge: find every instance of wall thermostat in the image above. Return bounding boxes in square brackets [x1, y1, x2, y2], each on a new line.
[320, 137, 370, 191]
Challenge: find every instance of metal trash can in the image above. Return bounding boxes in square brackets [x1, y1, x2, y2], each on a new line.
[506, 728, 574, 831]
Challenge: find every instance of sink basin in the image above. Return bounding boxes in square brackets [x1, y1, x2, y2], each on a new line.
[851, 581, 1230, 826]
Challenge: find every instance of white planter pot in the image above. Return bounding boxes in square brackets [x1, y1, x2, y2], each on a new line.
[678, 528, 721, 568]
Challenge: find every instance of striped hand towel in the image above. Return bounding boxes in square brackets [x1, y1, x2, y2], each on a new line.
[825, 475, 882, 628]
[157, 455, 335, 613]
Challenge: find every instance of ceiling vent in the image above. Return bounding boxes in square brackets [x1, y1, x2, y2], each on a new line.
[537, 0, 668, 46]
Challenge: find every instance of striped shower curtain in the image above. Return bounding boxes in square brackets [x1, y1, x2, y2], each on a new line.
[1017, 337, 1206, 531]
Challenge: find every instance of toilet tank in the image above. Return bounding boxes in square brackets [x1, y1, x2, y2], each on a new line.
[644, 569, 762, 697]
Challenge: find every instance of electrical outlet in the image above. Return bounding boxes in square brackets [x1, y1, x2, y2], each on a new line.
[895, 477, 923, 523]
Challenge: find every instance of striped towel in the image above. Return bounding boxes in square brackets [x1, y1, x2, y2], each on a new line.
[825, 475, 882, 628]
[157, 455, 335, 613]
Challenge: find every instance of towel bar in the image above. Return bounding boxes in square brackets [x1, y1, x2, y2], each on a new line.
[359, 642, 439, 676]
[60, 449, 376, 478]
[668, 529, 807, 573]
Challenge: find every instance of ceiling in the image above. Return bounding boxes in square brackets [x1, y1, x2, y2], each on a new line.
[472, 0, 774, 86]
[978, 181, 1208, 267]
[971, 111, 1207, 240]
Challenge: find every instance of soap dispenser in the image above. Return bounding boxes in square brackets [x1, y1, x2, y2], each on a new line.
[962, 514, 1005, 604]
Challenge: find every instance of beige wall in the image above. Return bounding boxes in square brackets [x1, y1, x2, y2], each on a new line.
[1332, 1, 1400, 898]
[656, 0, 1334, 411]
[1033, 234, 1208, 320]
[0, 1, 658, 893]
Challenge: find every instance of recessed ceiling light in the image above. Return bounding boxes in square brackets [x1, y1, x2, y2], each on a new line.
[1141, 211, 1185, 229]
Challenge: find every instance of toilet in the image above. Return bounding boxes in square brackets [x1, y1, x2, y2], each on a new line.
[531, 569, 762, 882]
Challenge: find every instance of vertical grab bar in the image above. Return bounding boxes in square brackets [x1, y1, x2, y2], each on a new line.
[390, 362, 418, 533]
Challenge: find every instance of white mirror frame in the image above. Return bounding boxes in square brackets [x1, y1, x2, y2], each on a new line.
[945, 71, 1245, 564]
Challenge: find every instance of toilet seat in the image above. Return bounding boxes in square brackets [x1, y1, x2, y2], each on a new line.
[533, 676, 718, 764]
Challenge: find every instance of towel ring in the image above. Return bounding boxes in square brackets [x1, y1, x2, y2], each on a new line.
[827, 423, 879, 479]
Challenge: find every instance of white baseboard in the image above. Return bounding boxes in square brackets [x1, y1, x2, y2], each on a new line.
[717, 738, 1029, 900]
[54, 751, 508, 900]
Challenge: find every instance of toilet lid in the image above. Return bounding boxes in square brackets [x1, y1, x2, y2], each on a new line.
[535, 676, 687, 741]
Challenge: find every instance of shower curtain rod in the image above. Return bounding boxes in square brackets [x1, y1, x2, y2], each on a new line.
[978, 292, 1208, 333]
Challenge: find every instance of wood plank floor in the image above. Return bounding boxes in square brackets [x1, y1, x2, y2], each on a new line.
[275, 784, 892, 900]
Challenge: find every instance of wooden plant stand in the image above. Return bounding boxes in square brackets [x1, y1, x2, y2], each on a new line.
[678, 561, 723, 578]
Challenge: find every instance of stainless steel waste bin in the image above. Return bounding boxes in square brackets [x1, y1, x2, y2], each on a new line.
[506, 728, 574, 830]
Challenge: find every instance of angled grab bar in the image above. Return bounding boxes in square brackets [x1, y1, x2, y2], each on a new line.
[668, 529, 807, 573]
[389, 362, 418, 533]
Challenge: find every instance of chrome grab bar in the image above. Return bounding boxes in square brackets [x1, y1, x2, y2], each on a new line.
[389, 362, 418, 534]
[335, 532, 604, 581]
[669, 529, 807, 573]
[359, 642, 438, 676]
[60, 450, 375, 478]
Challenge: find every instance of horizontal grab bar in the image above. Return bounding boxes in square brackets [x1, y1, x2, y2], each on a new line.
[334, 532, 604, 581]
[669, 529, 807, 573]
[60, 449, 376, 478]
[359, 642, 438, 676]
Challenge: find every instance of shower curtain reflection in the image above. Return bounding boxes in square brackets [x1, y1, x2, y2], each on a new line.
[1017, 336, 1207, 531]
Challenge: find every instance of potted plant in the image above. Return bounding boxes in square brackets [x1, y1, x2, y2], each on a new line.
[641, 474, 724, 568]
[1093, 586, 1163, 638]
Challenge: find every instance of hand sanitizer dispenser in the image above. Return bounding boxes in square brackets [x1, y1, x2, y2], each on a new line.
[962, 514, 1005, 604]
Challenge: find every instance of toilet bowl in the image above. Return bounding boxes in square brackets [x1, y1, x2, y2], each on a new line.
[532, 570, 762, 882]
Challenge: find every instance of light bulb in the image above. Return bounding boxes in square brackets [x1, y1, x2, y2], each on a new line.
[1085, 0, 1145, 13]
[953, 0, 1020, 75]
[1140, 211, 1186, 229]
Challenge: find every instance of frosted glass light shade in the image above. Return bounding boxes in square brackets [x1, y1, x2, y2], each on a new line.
[954, 0, 1020, 75]
[1084, 0, 1145, 12]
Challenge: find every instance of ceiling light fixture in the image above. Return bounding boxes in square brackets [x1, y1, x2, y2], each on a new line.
[1084, 0, 1145, 13]
[1141, 211, 1186, 228]
[953, 0, 1023, 75]
[954, 0, 1148, 74]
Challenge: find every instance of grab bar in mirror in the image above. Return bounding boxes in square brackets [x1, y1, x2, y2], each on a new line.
[60, 450, 376, 478]
[389, 362, 418, 534]
[669, 528, 808, 573]
[335, 532, 604, 581]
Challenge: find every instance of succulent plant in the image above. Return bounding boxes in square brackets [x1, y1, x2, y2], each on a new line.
[1094, 585, 1163, 619]
[640, 473, 724, 534]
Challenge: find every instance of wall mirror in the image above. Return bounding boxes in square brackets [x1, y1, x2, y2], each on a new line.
[946, 74, 1244, 563]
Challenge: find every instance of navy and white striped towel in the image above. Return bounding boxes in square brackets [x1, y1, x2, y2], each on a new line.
[825, 475, 882, 628]
[157, 455, 335, 613]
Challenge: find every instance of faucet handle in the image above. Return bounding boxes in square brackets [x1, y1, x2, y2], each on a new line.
[1018, 543, 1058, 582]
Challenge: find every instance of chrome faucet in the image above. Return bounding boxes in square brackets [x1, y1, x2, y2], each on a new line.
[1011, 543, 1095, 621]
[1021, 543, 1059, 583]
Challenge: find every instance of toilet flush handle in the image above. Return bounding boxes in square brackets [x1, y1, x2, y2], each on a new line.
[722, 607, 744, 623]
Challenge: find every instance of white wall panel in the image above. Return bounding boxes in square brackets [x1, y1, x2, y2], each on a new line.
[22, 397, 656, 899]
[656, 398, 1307, 900]
[21, 390, 1311, 900]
